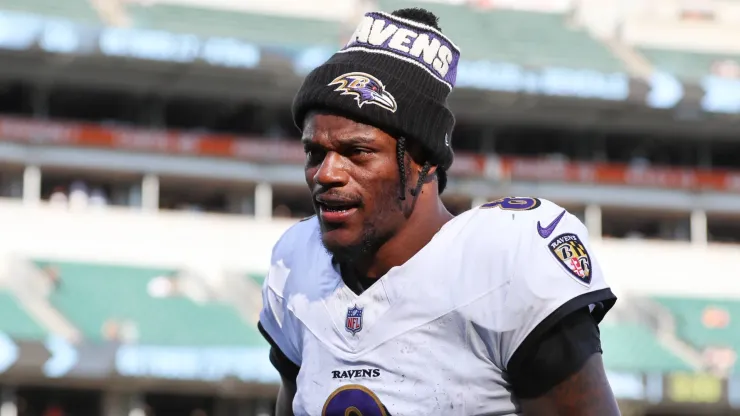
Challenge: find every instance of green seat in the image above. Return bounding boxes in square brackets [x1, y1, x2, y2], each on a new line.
[639, 47, 740, 81]
[0, 0, 100, 23]
[377, 0, 624, 72]
[35, 260, 264, 346]
[128, 4, 342, 48]
[653, 296, 740, 351]
[600, 322, 692, 372]
[0, 291, 46, 340]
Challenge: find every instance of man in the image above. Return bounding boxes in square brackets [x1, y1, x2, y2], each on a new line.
[258, 7, 620, 416]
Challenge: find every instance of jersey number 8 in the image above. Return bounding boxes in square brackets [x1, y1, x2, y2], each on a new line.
[482, 197, 541, 211]
[322, 385, 391, 416]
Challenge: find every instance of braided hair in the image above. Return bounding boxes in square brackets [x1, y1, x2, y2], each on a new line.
[396, 137, 437, 200]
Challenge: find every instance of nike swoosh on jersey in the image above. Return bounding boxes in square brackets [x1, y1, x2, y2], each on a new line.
[537, 209, 567, 238]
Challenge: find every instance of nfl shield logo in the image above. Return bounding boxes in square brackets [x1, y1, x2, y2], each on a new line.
[345, 305, 364, 335]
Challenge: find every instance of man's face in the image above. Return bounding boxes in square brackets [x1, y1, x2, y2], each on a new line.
[302, 112, 408, 262]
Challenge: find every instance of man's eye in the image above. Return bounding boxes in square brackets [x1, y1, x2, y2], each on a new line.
[305, 149, 324, 164]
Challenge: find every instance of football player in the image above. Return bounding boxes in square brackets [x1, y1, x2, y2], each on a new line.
[258, 7, 620, 416]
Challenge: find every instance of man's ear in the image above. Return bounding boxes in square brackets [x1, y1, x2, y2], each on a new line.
[404, 139, 431, 169]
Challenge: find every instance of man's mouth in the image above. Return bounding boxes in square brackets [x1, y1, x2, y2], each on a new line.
[315, 197, 360, 222]
[316, 200, 358, 212]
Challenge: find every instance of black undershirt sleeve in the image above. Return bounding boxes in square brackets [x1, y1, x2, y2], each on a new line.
[506, 306, 605, 399]
[257, 321, 300, 382]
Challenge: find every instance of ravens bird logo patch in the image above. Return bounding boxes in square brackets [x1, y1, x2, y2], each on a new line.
[328, 72, 398, 113]
[548, 233, 593, 286]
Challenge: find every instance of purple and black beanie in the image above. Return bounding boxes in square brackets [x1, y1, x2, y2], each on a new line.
[291, 8, 461, 172]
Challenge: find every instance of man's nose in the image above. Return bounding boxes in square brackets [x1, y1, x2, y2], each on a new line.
[314, 152, 349, 188]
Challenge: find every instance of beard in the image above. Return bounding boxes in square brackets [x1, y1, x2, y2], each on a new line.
[322, 221, 387, 267]
[319, 178, 406, 268]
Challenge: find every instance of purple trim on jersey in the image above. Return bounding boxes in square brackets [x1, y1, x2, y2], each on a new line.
[342, 11, 460, 88]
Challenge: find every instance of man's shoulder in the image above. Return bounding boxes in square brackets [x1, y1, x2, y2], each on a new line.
[265, 215, 329, 299]
[459, 197, 612, 312]
[272, 215, 320, 259]
[451, 197, 572, 241]
[436, 198, 580, 289]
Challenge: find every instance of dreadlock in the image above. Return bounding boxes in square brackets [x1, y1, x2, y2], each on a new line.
[412, 163, 432, 197]
[397, 137, 408, 201]
[396, 137, 434, 200]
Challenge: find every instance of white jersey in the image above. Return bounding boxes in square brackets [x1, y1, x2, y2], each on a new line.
[259, 198, 615, 416]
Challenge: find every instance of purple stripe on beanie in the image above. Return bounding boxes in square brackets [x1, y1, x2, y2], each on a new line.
[342, 12, 460, 88]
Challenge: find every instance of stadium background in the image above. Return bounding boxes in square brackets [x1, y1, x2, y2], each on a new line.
[0, 0, 739, 414]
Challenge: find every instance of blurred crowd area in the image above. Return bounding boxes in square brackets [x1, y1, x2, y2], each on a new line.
[1, 0, 740, 244]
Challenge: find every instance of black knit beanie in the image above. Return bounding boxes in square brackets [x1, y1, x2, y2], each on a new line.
[292, 8, 461, 174]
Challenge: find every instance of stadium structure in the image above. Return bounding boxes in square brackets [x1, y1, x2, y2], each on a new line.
[0, 0, 739, 414]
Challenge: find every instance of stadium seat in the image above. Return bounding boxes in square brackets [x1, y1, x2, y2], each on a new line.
[0, 290, 47, 340]
[0, 0, 101, 23]
[652, 296, 740, 351]
[34, 260, 264, 346]
[638, 47, 740, 81]
[377, 0, 625, 72]
[127, 3, 343, 48]
[600, 322, 693, 372]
